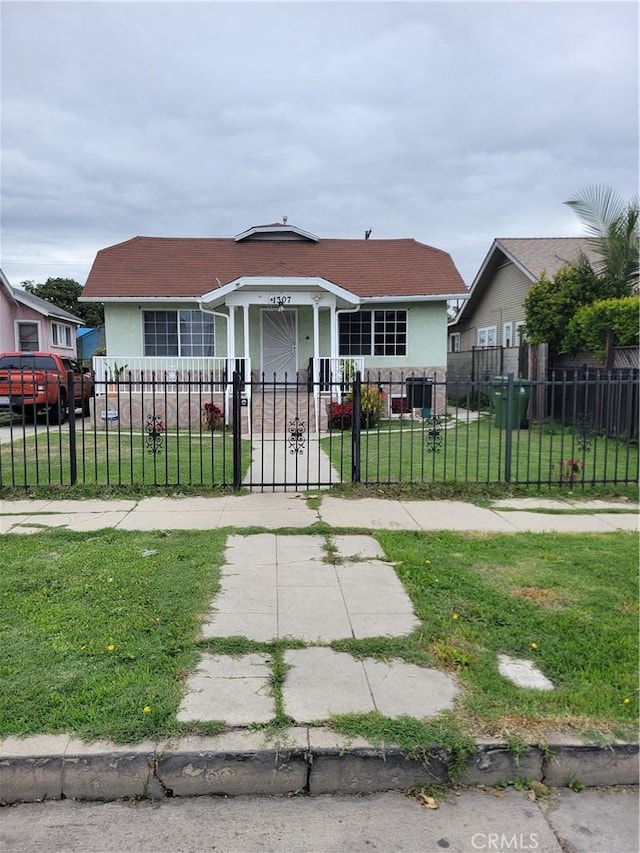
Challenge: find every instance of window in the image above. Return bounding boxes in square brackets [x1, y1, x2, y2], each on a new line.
[143, 310, 215, 357]
[339, 310, 407, 356]
[52, 322, 73, 348]
[477, 326, 497, 347]
[503, 322, 513, 347]
[515, 321, 526, 346]
[449, 332, 461, 353]
[16, 322, 39, 351]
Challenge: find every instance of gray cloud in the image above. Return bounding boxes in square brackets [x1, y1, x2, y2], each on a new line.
[1, 1, 638, 288]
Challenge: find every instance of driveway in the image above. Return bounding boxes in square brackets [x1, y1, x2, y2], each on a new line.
[0, 411, 87, 445]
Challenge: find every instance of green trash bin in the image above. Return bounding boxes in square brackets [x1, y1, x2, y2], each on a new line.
[491, 376, 531, 429]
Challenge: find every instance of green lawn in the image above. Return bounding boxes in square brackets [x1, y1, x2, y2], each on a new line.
[0, 526, 636, 745]
[334, 530, 638, 742]
[321, 416, 639, 486]
[0, 430, 252, 487]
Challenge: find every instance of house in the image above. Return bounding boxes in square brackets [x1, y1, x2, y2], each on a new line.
[447, 237, 600, 382]
[76, 326, 105, 364]
[0, 269, 83, 357]
[82, 222, 467, 404]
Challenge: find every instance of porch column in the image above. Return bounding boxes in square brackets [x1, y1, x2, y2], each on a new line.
[330, 304, 337, 359]
[228, 305, 236, 360]
[243, 304, 250, 361]
[312, 299, 320, 381]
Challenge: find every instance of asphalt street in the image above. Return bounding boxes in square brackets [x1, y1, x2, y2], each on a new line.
[1, 787, 638, 853]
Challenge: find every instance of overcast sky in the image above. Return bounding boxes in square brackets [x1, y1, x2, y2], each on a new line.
[1, 0, 638, 290]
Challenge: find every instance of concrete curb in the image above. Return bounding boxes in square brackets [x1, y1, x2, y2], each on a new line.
[1, 730, 637, 804]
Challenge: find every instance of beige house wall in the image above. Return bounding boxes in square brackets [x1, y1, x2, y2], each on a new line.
[456, 262, 531, 351]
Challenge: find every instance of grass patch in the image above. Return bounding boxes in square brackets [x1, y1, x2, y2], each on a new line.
[370, 529, 639, 739]
[0, 528, 226, 742]
[321, 417, 639, 487]
[0, 430, 252, 488]
[328, 711, 476, 781]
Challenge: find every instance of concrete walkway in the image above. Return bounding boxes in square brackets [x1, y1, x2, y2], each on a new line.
[242, 437, 340, 490]
[0, 493, 637, 534]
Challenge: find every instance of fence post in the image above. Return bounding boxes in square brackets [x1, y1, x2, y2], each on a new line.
[504, 372, 514, 483]
[67, 370, 77, 486]
[232, 371, 242, 490]
[351, 371, 362, 483]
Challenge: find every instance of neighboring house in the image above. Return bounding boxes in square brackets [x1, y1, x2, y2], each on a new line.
[76, 326, 105, 364]
[447, 237, 599, 381]
[82, 222, 467, 386]
[0, 269, 83, 357]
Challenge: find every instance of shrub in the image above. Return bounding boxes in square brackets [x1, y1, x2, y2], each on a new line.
[203, 402, 224, 431]
[328, 401, 353, 430]
[566, 295, 640, 355]
[359, 385, 386, 428]
[329, 386, 386, 430]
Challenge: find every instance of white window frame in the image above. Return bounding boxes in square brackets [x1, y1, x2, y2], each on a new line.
[477, 326, 497, 347]
[14, 320, 41, 351]
[143, 310, 216, 357]
[515, 321, 526, 346]
[503, 322, 513, 348]
[51, 322, 73, 349]
[449, 332, 461, 353]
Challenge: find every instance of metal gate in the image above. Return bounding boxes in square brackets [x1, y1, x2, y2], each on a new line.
[233, 371, 347, 491]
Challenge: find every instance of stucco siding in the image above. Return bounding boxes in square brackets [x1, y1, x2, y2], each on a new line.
[0, 289, 15, 350]
[104, 300, 446, 373]
[363, 301, 447, 369]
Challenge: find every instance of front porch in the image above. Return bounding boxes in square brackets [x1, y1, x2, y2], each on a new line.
[91, 356, 365, 435]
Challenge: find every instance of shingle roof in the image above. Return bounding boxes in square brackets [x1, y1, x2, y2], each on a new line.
[83, 234, 467, 300]
[450, 237, 602, 327]
[497, 237, 600, 281]
[12, 287, 84, 324]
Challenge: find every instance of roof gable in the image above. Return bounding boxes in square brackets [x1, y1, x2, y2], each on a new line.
[12, 287, 84, 324]
[234, 222, 319, 242]
[0, 268, 83, 324]
[450, 237, 599, 327]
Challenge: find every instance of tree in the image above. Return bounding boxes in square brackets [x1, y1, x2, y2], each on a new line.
[564, 185, 639, 295]
[523, 261, 605, 351]
[22, 278, 104, 328]
[524, 186, 639, 354]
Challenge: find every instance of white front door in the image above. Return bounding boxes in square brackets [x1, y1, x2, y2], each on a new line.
[261, 309, 298, 381]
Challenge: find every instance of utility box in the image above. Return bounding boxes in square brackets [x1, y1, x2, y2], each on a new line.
[406, 377, 434, 419]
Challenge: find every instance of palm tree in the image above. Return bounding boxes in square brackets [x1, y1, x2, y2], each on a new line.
[564, 185, 639, 295]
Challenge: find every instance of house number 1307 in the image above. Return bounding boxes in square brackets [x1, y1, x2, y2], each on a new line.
[269, 295, 291, 306]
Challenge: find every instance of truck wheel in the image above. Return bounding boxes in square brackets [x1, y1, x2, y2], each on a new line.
[48, 393, 67, 425]
[82, 397, 91, 417]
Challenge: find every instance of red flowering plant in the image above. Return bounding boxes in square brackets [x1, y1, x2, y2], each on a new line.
[203, 402, 224, 431]
[328, 401, 353, 430]
[328, 386, 386, 431]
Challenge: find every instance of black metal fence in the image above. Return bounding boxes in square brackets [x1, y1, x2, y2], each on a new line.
[0, 369, 637, 490]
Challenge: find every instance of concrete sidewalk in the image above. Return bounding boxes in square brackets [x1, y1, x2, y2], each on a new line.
[1, 492, 637, 804]
[0, 492, 637, 533]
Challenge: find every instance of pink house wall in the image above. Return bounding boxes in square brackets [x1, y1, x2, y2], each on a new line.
[0, 289, 78, 356]
[0, 288, 14, 350]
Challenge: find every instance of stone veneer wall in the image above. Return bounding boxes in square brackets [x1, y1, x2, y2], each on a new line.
[360, 366, 448, 417]
[91, 393, 229, 431]
[91, 365, 446, 432]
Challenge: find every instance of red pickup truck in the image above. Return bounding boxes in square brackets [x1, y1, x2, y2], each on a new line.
[0, 352, 94, 424]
